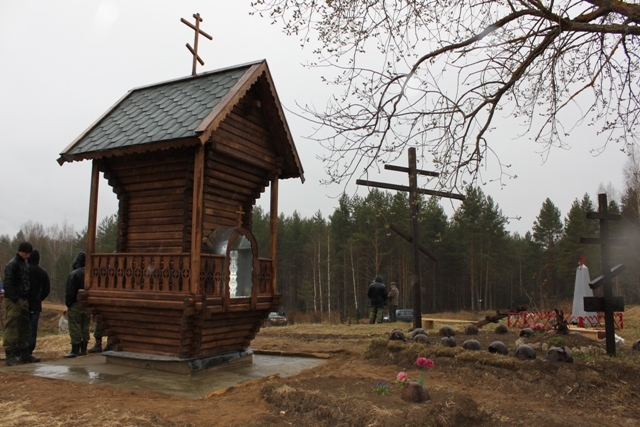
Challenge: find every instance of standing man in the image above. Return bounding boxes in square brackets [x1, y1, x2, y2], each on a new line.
[3, 242, 40, 365]
[387, 282, 399, 323]
[367, 276, 388, 324]
[27, 249, 50, 355]
[64, 252, 91, 358]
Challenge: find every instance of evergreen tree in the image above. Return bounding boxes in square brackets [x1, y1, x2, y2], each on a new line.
[329, 194, 355, 318]
[451, 186, 487, 311]
[532, 198, 563, 305]
[251, 206, 271, 258]
[96, 214, 119, 253]
[419, 197, 449, 312]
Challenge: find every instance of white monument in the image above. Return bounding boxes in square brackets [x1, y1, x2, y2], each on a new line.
[571, 258, 597, 326]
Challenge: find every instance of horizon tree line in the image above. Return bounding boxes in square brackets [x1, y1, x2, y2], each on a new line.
[2, 154, 639, 317]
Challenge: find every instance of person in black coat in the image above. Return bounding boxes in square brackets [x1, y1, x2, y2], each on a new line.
[64, 252, 91, 358]
[367, 276, 388, 324]
[3, 242, 40, 365]
[27, 250, 50, 355]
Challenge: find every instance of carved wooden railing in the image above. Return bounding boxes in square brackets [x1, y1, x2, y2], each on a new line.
[89, 253, 194, 294]
[89, 253, 274, 296]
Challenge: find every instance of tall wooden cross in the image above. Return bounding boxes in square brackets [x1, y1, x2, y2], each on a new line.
[235, 206, 245, 227]
[356, 147, 465, 329]
[181, 13, 213, 76]
[580, 193, 626, 356]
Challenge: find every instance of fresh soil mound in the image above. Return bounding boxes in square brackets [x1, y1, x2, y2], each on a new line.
[260, 379, 489, 427]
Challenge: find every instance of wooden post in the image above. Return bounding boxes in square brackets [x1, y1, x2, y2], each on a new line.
[599, 194, 616, 356]
[581, 193, 627, 356]
[269, 176, 279, 294]
[85, 160, 100, 290]
[408, 148, 422, 330]
[190, 144, 205, 295]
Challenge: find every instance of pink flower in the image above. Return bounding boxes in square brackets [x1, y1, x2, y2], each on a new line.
[416, 357, 434, 370]
[396, 371, 408, 382]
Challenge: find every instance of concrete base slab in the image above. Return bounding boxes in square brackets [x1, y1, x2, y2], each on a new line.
[104, 349, 254, 375]
[0, 351, 326, 399]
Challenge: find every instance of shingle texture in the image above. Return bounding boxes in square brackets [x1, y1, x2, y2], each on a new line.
[66, 65, 251, 155]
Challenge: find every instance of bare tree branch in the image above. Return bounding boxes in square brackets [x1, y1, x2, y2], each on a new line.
[252, 0, 640, 190]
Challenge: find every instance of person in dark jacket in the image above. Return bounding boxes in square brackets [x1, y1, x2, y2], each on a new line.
[64, 252, 90, 358]
[3, 242, 40, 365]
[27, 249, 50, 355]
[367, 276, 388, 324]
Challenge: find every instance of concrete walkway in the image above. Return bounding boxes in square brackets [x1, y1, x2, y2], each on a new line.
[0, 352, 326, 399]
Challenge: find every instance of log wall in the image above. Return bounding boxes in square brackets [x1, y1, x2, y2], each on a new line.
[102, 148, 194, 253]
[85, 253, 276, 357]
[204, 87, 279, 236]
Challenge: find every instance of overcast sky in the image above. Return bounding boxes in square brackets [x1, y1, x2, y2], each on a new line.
[0, 1, 629, 241]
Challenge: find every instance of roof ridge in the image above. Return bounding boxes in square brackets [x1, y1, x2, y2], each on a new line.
[128, 59, 266, 93]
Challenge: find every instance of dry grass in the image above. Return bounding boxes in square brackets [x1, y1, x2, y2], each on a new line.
[0, 401, 161, 427]
[2, 303, 640, 427]
[5, 304, 640, 354]
[0, 333, 70, 356]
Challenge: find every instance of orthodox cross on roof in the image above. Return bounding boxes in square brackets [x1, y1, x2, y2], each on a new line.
[357, 147, 465, 329]
[180, 13, 213, 76]
[580, 193, 627, 356]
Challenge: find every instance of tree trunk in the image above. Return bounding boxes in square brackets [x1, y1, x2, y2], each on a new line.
[327, 233, 331, 316]
[351, 242, 358, 311]
[318, 240, 323, 312]
[470, 244, 476, 311]
[313, 248, 317, 312]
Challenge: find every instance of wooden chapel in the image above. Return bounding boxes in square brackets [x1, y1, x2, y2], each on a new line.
[57, 60, 304, 359]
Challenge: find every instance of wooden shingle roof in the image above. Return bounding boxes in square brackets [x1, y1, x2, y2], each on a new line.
[58, 59, 304, 181]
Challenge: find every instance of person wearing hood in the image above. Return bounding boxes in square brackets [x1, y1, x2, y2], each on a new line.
[64, 252, 90, 358]
[27, 249, 50, 355]
[367, 276, 388, 324]
[3, 242, 40, 366]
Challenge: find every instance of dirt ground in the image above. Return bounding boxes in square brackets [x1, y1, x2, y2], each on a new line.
[2, 307, 640, 427]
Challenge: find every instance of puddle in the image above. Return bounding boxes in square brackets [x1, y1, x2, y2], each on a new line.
[3, 353, 326, 399]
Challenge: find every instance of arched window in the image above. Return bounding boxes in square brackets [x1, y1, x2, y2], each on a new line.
[205, 227, 258, 298]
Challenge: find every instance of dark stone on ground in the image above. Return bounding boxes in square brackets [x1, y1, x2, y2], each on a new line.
[488, 341, 508, 355]
[494, 324, 508, 334]
[515, 344, 536, 360]
[439, 325, 456, 337]
[462, 339, 481, 351]
[465, 324, 479, 335]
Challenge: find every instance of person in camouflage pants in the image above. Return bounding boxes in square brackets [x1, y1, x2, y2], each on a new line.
[87, 320, 113, 353]
[3, 242, 40, 366]
[64, 252, 90, 358]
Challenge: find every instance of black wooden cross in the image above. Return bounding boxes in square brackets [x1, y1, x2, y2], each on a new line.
[356, 147, 464, 329]
[580, 193, 627, 356]
[181, 13, 213, 76]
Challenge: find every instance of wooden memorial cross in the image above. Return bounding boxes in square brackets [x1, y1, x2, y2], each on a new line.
[356, 147, 465, 329]
[580, 193, 627, 356]
[181, 13, 213, 76]
[235, 206, 245, 227]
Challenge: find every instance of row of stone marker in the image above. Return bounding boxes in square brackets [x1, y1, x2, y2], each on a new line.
[389, 323, 640, 363]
